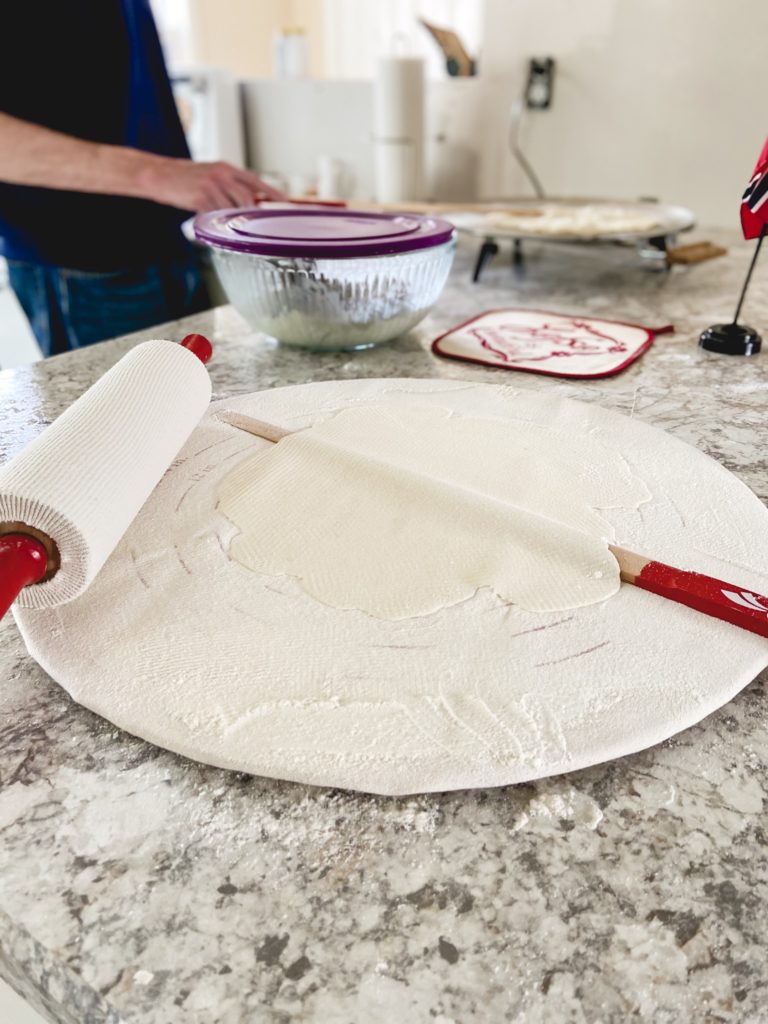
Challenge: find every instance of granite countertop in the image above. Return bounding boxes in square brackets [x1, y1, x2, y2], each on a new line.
[2, 234, 768, 1024]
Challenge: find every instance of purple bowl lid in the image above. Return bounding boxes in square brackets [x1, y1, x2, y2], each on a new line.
[193, 208, 456, 258]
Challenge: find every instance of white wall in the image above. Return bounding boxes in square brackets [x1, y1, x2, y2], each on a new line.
[151, 0, 197, 70]
[322, 0, 482, 79]
[186, 0, 326, 78]
[184, 0, 481, 80]
[478, 0, 768, 227]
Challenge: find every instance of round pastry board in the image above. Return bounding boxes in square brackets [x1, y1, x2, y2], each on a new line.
[15, 380, 768, 795]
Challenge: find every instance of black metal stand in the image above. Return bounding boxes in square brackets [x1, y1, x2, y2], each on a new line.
[512, 238, 525, 269]
[700, 226, 765, 356]
[472, 238, 499, 282]
[472, 237, 527, 283]
[471, 232, 675, 284]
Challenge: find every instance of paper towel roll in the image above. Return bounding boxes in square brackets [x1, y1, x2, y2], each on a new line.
[374, 56, 425, 202]
[0, 340, 211, 609]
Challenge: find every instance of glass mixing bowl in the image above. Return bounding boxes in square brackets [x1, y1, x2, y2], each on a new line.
[194, 208, 456, 351]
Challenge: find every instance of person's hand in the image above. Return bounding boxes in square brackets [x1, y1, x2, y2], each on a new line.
[141, 156, 284, 211]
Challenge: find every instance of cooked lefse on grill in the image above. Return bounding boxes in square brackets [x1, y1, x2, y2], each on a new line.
[485, 203, 661, 237]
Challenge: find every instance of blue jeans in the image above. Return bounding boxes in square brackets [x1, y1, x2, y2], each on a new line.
[7, 257, 211, 358]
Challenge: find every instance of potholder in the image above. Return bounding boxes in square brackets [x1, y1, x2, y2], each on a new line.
[432, 308, 673, 379]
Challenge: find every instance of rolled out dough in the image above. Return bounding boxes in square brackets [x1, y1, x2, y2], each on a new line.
[218, 405, 651, 618]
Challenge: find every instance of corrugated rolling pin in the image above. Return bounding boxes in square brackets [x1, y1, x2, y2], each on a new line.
[0, 333, 212, 620]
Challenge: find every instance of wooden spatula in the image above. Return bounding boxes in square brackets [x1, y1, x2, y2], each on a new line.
[218, 412, 768, 639]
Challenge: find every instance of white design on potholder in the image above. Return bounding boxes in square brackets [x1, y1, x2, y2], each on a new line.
[433, 309, 670, 379]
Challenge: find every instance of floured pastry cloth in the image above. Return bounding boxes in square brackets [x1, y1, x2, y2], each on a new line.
[14, 380, 768, 795]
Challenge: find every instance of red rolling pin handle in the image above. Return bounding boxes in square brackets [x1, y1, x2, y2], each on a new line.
[0, 535, 48, 619]
[634, 560, 768, 639]
[180, 333, 213, 364]
[0, 334, 213, 621]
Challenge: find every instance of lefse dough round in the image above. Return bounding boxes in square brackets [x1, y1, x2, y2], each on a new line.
[218, 405, 651, 618]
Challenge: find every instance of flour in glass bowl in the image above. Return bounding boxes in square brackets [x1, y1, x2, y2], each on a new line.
[211, 243, 454, 351]
[257, 305, 434, 350]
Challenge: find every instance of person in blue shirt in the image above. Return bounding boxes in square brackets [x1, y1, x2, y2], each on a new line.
[0, 0, 280, 357]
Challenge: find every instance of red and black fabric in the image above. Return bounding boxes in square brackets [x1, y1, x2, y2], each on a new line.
[741, 137, 768, 240]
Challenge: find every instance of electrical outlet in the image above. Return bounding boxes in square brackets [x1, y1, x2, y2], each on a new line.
[525, 57, 555, 109]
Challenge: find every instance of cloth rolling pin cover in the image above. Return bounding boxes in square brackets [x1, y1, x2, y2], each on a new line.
[0, 339, 212, 610]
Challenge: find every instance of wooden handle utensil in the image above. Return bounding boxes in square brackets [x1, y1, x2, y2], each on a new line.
[611, 545, 768, 637]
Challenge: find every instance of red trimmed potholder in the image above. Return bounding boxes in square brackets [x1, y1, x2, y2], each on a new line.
[432, 308, 673, 379]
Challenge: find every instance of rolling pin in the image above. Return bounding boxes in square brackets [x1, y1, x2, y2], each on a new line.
[0, 334, 212, 618]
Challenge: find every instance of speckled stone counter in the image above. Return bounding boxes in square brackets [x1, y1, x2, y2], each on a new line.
[2, 234, 768, 1024]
